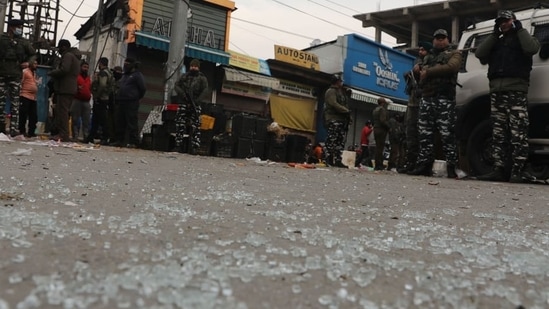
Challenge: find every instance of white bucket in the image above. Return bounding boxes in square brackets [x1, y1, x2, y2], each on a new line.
[341, 150, 356, 168]
[432, 160, 447, 177]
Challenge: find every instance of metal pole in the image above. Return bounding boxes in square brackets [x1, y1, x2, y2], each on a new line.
[164, 0, 189, 105]
[0, 0, 8, 35]
[89, 0, 105, 71]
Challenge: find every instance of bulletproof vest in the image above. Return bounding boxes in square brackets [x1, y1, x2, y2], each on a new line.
[421, 49, 459, 97]
[487, 33, 533, 81]
[0, 34, 28, 77]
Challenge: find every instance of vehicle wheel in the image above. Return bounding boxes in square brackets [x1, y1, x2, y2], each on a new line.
[528, 162, 549, 180]
[466, 119, 494, 176]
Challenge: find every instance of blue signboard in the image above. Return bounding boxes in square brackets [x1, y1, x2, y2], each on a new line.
[342, 34, 414, 102]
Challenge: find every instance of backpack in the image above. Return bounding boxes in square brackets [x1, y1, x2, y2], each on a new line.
[92, 68, 116, 100]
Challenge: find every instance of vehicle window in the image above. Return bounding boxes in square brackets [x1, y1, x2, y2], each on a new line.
[534, 23, 549, 59]
[533, 23, 549, 44]
[460, 32, 491, 72]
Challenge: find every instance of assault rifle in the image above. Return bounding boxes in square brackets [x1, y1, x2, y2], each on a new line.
[404, 70, 418, 95]
[183, 90, 199, 114]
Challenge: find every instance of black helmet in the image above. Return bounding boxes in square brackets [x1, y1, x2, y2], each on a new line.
[330, 74, 342, 84]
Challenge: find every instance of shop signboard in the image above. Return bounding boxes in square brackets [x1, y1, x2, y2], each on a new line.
[342, 34, 414, 102]
[228, 51, 271, 75]
[274, 45, 320, 70]
[221, 81, 271, 101]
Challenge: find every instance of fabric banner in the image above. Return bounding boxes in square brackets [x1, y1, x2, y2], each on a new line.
[270, 94, 316, 132]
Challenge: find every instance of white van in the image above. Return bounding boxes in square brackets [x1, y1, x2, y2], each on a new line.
[456, 6, 549, 179]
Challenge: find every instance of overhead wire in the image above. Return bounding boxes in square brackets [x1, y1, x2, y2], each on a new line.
[60, 0, 86, 39]
[319, 0, 363, 14]
[231, 1, 400, 55]
[231, 17, 316, 41]
[59, 4, 92, 19]
[270, 0, 370, 37]
[306, 0, 355, 18]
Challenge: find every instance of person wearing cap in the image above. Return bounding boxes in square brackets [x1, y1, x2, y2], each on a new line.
[87, 57, 114, 144]
[173, 58, 208, 154]
[47, 39, 82, 142]
[0, 19, 36, 137]
[356, 120, 373, 167]
[372, 97, 390, 170]
[409, 29, 462, 178]
[323, 74, 351, 167]
[474, 10, 540, 183]
[400, 41, 432, 174]
[113, 57, 146, 148]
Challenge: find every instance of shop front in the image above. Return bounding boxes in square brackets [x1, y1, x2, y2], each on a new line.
[306, 34, 414, 147]
[266, 45, 333, 162]
[128, 0, 235, 131]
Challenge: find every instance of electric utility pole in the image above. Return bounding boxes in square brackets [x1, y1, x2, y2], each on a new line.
[0, 0, 8, 35]
[89, 0, 104, 71]
[164, 0, 189, 105]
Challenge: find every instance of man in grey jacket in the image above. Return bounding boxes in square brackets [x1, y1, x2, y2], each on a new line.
[475, 10, 540, 183]
[48, 39, 81, 142]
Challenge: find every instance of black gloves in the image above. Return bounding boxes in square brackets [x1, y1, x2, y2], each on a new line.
[493, 23, 502, 36]
[513, 20, 523, 30]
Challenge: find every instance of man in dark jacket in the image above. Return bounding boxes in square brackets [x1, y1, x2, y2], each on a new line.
[0, 19, 36, 137]
[174, 58, 208, 154]
[87, 57, 113, 144]
[323, 74, 351, 167]
[409, 29, 462, 178]
[48, 39, 81, 142]
[475, 10, 540, 183]
[112, 57, 146, 148]
[372, 97, 390, 170]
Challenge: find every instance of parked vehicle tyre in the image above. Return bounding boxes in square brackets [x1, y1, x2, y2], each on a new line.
[466, 119, 494, 176]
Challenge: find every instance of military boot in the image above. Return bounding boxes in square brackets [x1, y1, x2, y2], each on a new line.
[476, 166, 505, 181]
[408, 163, 433, 176]
[447, 164, 457, 179]
[509, 170, 536, 183]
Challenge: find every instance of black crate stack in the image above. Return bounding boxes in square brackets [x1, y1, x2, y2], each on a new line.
[231, 114, 269, 159]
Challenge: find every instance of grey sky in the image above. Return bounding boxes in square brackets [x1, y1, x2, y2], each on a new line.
[59, 0, 439, 60]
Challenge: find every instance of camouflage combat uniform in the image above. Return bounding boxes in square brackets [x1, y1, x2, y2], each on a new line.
[0, 33, 35, 135]
[174, 70, 208, 154]
[475, 20, 540, 181]
[415, 46, 462, 172]
[323, 84, 350, 166]
[403, 55, 428, 171]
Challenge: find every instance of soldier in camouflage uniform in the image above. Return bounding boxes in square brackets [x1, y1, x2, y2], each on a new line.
[0, 19, 36, 136]
[323, 74, 351, 167]
[372, 97, 390, 170]
[475, 11, 540, 183]
[409, 29, 462, 178]
[400, 41, 432, 173]
[174, 59, 208, 155]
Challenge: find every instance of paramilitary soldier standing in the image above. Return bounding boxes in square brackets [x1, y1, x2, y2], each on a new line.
[409, 29, 462, 178]
[174, 59, 208, 155]
[400, 41, 432, 174]
[475, 10, 540, 183]
[323, 74, 351, 167]
[0, 19, 36, 136]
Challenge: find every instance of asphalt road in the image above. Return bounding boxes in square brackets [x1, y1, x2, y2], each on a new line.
[1, 139, 548, 309]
